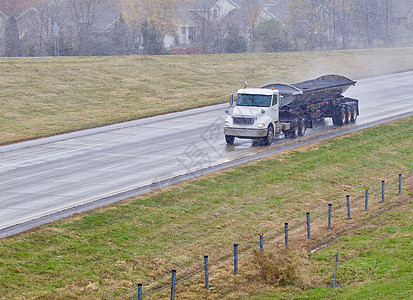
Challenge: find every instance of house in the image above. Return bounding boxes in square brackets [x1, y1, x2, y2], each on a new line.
[262, 0, 292, 22]
[13, 1, 123, 56]
[16, 7, 53, 56]
[166, 0, 292, 50]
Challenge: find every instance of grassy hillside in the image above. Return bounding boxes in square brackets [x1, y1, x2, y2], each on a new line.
[249, 203, 413, 300]
[1, 48, 413, 145]
[0, 116, 411, 299]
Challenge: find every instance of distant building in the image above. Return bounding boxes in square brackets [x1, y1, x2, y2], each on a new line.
[165, 0, 292, 50]
[16, 8, 53, 56]
[0, 2, 123, 56]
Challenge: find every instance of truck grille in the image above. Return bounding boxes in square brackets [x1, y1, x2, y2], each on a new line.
[233, 116, 254, 125]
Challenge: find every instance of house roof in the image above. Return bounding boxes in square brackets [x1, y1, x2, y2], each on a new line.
[228, 0, 242, 8]
[264, 0, 291, 21]
[220, 0, 291, 22]
[177, 8, 198, 27]
[178, 0, 219, 27]
[176, 0, 292, 28]
[16, 7, 52, 22]
[191, 0, 218, 9]
[230, 0, 279, 8]
[229, 0, 291, 22]
[93, 11, 121, 32]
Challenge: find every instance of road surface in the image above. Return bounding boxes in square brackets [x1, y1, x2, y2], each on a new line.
[1, 71, 412, 237]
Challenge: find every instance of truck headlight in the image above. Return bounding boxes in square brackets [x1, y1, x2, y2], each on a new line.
[224, 121, 230, 126]
[257, 123, 265, 128]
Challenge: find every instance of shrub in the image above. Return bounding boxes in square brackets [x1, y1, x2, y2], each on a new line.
[251, 250, 298, 285]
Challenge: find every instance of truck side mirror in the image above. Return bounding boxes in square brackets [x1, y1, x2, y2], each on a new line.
[229, 93, 234, 106]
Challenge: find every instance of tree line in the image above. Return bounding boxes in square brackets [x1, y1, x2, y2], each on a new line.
[288, 0, 413, 51]
[1, 0, 412, 57]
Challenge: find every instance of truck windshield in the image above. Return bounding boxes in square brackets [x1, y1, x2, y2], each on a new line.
[236, 94, 272, 107]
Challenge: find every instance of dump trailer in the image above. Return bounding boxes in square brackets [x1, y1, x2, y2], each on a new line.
[224, 75, 359, 145]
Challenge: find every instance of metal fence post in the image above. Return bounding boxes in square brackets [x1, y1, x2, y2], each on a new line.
[170, 270, 176, 300]
[204, 256, 209, 289]
[234, 244, 238, 275]
[382, 180, 385, 203]
[306, 212, 311, 240]
[328, 204, 332, 230]
[284, 223, 289, 249]
[138, 283, 142, 300]
[346, 195, 351, 220]
[398, 174, 402, 196]
[365, 188, 369, 211]
[332, 252, 339, 288]
[260, 233, 263, 251]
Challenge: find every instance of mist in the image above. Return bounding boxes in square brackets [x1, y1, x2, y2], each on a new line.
[0, 0, 412, 57]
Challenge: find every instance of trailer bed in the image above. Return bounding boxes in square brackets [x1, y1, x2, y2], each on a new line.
[262, 75, 356, 107]
[292, 75, 356, 93]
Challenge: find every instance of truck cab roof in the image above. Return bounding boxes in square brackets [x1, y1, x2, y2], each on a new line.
[237, 88, 277, 95]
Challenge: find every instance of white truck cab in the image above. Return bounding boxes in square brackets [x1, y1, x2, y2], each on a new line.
[224, 87, 285, 145]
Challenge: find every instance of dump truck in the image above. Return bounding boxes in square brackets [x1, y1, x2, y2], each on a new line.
[224, 75, 359, 145]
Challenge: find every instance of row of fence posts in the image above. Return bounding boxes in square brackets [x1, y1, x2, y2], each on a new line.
[135, 174, 404, 300]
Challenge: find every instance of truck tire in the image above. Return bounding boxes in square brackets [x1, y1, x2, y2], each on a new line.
[263, 125, 274, 145]
[345, 106, 350, 124]
[286, 123, 299, 138]
[350, 106, 358, 123]
[225, 135, 235, 145]
[298, 119, 306, 136]
[332, 106, 346, 126]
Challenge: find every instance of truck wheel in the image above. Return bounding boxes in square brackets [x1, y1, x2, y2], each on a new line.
[263, 125, 274, 145]
[350, 107, 358, 123]
[332, 114, 339, 126]
[332, 106, 346, 126]
[298, 119, 306, 136]
[286, 123, 299, 138]
[225, 135, 235, 145]
[345, 107, 350, 124]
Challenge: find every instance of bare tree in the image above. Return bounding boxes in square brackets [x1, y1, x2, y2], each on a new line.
[123, 0, 191, 39]
[17, 7, 52, 56]
[242, 0, 262, 52]
[289, 0, 355, 50]
[382, 0, 394, 46]
[43, 0, 66, 26]
[67, 0, 111, 54]
[351, 0, 382, 47]
[0, 0, 40, 16]
[288, 0, 320, 50]
[324, 0, 354, 49]
[191, 5, 224, 53]
[5, 14, 23, 56]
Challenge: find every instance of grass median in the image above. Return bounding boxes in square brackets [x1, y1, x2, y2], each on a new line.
[1, 48, 413, 145]
[0, 116, 411, 299]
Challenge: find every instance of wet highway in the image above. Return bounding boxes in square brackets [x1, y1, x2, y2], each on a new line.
[1, 71, 412, 235]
